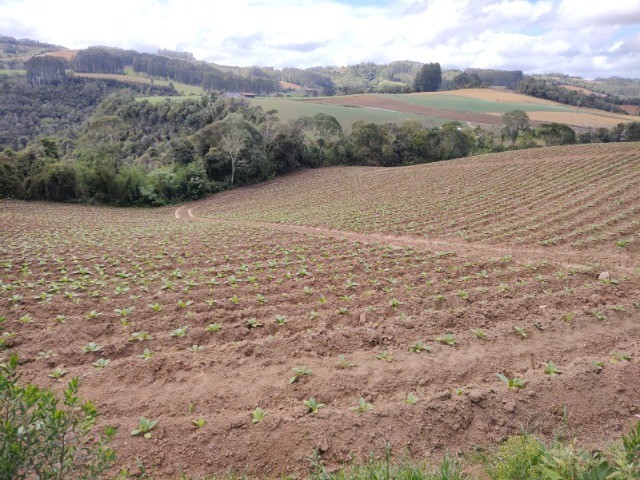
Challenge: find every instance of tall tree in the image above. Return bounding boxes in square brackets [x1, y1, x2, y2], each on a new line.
[414, 62, 442, 92]
[501, 110, 530, 144]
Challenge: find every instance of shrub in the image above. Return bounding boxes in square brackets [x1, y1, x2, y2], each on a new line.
[0, 354, 115, 479]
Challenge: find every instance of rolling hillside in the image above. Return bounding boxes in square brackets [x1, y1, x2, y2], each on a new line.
[1, 143, 638, 477]
[300, 89, 640, 128]
[192, 142, 640, 252]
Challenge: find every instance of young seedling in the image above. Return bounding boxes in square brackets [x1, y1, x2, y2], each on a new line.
[206, 323, 222, 333]
[82, 342, 103, 353]
[289, 366, 313, 384]
[588, 309, 607, 321]
[246, 318, 262, 328]
[350, 397, 373, 413]
[189, 344, 203, 352]
[177, 299, 193, 309]
[544, 361, 562, 376]
[275, 314, 287, 325]
[139, 348, 154, 360]
[87, 310, 101, 319]
[48, 367, 67, 379]
[252, 407, 266, 424]
[405, 392, 419, 405]
[129, 331, 152, 342]
[497, 373, 525, 390]
[408, 342, 431, 354]
[611, 352, 632, 363]
[170, 326, 188, 338]
[93, 358, 110, 370]
[389, 298, 401, 308]
[148, 303, 162, 311]
[36, 350, 58, 361]
[435, 334, 457, 346]
[336, 355, 355, 369]
[192, 416, 206, 429]
[303, 398, 326, 414]
[131, 417, 157, 439]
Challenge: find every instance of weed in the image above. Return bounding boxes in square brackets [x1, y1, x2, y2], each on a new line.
[336, 355, 355, 369]
[409, 342, 431, 354]
[471, 328, 488, 340]
[435, 334, 458, 346]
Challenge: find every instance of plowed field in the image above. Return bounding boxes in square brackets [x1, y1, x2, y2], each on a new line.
[1, 143, 639, 477]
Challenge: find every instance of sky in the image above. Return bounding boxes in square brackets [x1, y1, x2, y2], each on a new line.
[1, 0, 640, 78]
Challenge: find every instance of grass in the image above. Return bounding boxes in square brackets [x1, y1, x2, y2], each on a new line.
[250, 97, 450, 129]
[391, 93, 572, 113]
[135, 95, 201, 104]
[0, 69, 26, 75]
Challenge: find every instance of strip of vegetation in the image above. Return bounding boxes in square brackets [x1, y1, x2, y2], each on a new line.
[111, 423, 640, 478]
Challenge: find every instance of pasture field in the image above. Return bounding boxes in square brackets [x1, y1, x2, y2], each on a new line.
[72, 72, 204, 96]
[0, 69, 26, 75]
[250, 96, 450, 128]
[1, 142, 639, 477]
[305, 89, 640, 128]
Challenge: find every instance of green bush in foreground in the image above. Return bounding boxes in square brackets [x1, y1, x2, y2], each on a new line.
[0, 354, 116, 479]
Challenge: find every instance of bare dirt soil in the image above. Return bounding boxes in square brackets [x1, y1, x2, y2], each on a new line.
[1, 143, 639, 478]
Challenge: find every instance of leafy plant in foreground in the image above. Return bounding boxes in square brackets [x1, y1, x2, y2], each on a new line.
[0, 354, 116, 478]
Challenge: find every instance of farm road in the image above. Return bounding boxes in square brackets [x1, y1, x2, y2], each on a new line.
[173, 205, 635, 273]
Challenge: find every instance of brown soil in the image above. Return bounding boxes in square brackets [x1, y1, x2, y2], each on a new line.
[1, 145, 639, 478]
[42, 49, 78, 61]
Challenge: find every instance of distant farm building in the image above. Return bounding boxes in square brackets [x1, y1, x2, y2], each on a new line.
[241, 92, 256, 98]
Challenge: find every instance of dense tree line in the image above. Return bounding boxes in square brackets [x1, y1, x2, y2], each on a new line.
[414, 63, 442, 92]
[25, 56, 67, 85]
[517, 77, 628, 114]
[465, 69, 523, 89]
[72, 47, 125, 74]
[0, 74, 175, 151]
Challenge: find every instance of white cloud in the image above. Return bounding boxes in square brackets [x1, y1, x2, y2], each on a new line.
[1, 0, 640, 78]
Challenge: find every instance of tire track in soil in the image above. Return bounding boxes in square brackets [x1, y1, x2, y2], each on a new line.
[173, 206, 636, 273]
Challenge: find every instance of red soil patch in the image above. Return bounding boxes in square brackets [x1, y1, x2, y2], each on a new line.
[43, 49, 78, 61]
[560, 84, 606, 97]
[280, 80, 304, 91]
[620, 104, 640, 116]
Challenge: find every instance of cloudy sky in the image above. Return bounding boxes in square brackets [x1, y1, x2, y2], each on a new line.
[2, 0, 640, 78]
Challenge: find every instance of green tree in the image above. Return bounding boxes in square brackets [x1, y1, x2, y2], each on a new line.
[502, 110, 530, 144]
[414, 62, 442, 92]
[536, 123, 576, 146]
